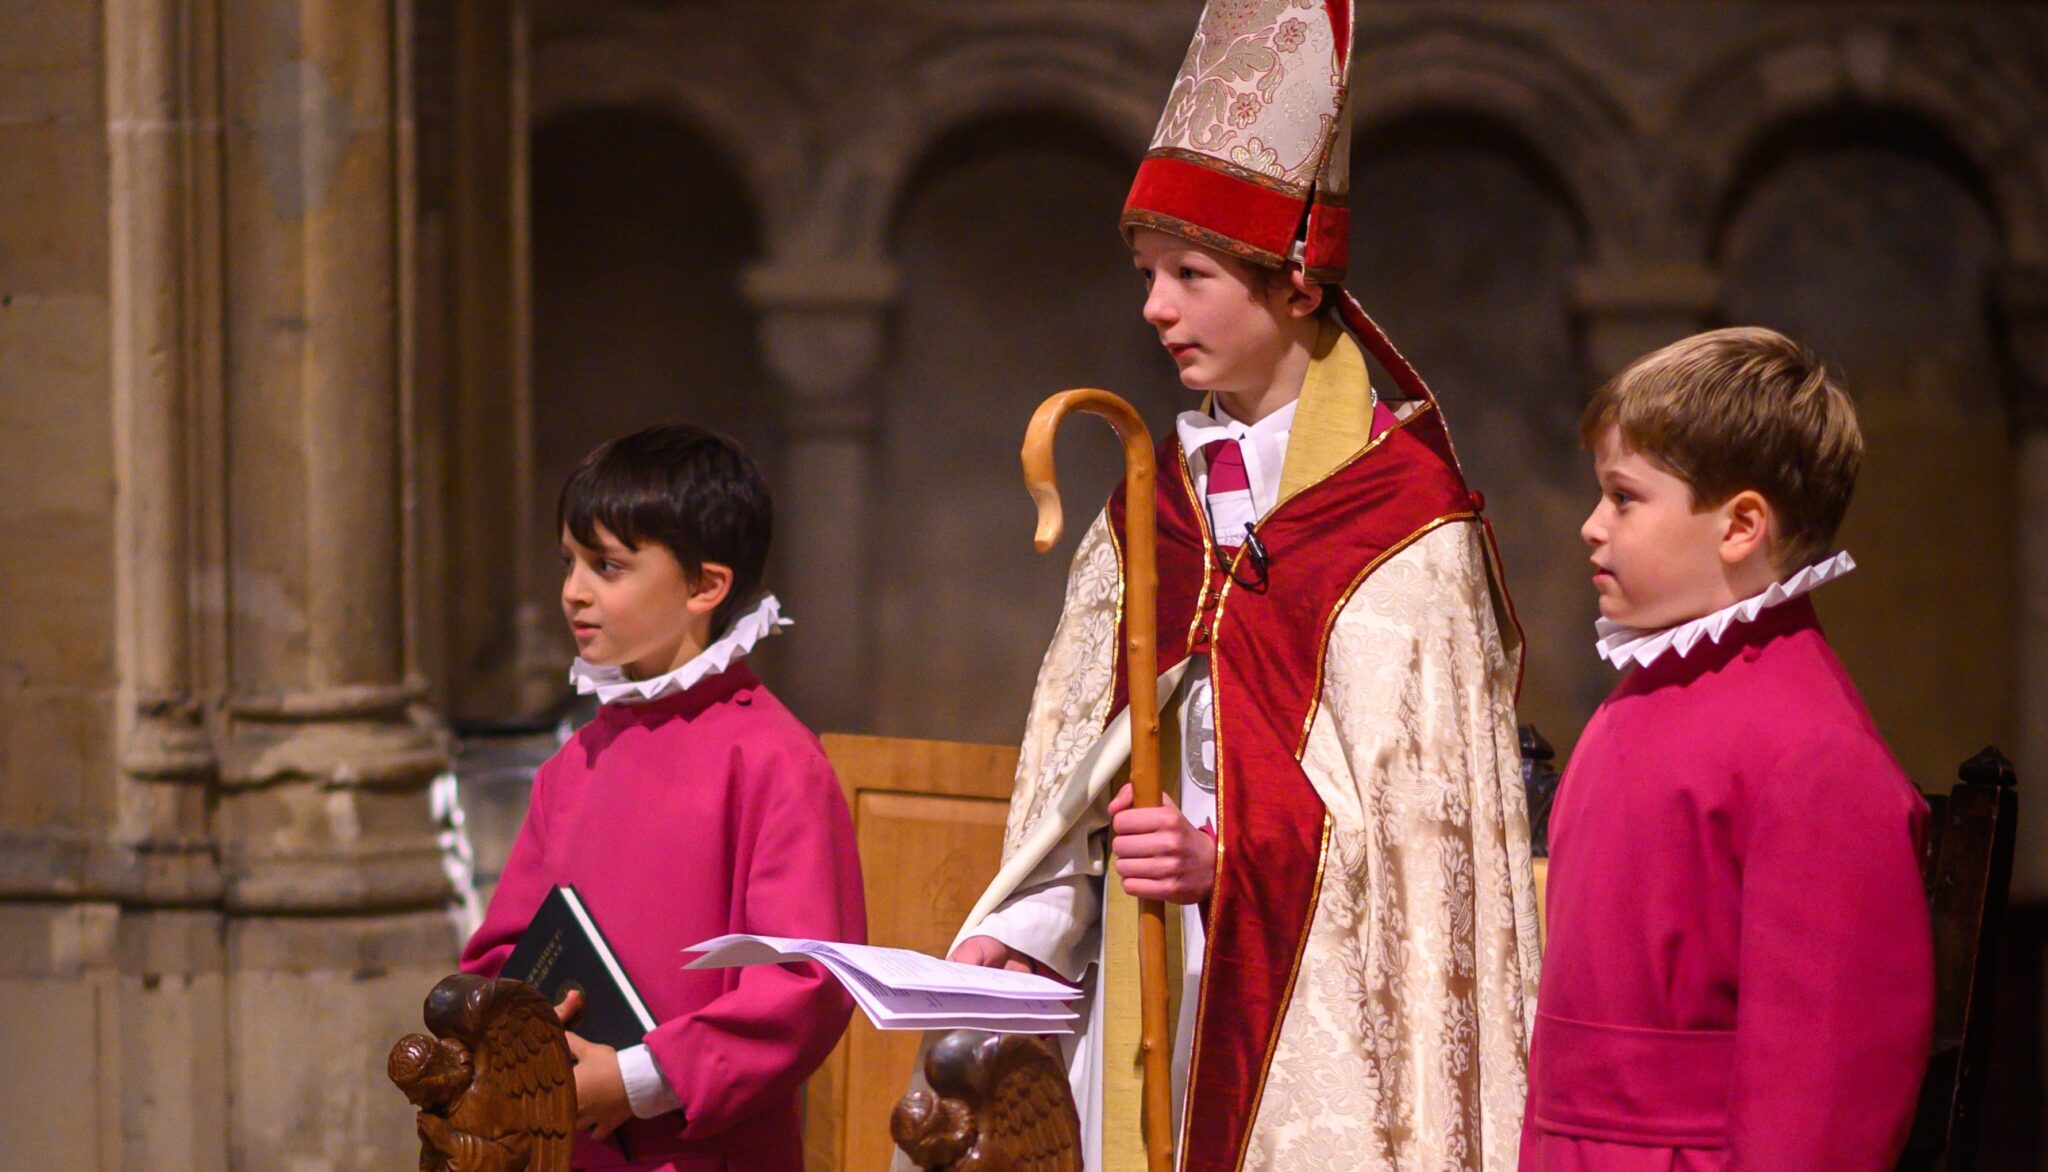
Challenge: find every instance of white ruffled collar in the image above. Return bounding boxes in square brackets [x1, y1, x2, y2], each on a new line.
[1594, 551, 1855, 670]
[568, 594, 791, 706]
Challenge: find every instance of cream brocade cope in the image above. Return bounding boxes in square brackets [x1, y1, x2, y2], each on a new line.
[940, 398, 1541, 1168]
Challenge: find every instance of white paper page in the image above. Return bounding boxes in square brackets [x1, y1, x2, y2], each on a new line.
[816, 956, 1075, 1019]
[682, 934, 1079, 1000]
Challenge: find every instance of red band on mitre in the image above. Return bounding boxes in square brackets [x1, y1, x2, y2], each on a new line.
[1122, 154, 1307, 267]
[1303, 200, 1350, 283]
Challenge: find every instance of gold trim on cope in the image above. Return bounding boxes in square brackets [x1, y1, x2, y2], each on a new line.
[1231, 815, 1335, 1172]
[1295, 512, 1480, 757]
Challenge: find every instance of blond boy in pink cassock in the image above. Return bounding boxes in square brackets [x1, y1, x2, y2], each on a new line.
[1522, 328, 1934, 1170]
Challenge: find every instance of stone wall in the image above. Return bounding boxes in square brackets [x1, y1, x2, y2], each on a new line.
[0, 0, 496, 1165]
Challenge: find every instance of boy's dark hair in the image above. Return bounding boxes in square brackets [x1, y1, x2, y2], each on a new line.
[1580, 326, 1862, 571]
[1246, 263, 1335, 319]
[558, 424, 772, 635]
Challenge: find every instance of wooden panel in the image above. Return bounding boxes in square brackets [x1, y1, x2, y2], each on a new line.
[821, 733, 1021, 803]
[805, 736, 1020, 1171]
[844, 792, 1010, 1171]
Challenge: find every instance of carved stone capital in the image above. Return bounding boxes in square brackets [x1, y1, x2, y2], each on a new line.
[743, 258, 901, 405]
[120, 694, 216, 782]
[1571, 262, 1721, 318]
[218, 708, 448, 791]
[1572, 261, 1723, 380]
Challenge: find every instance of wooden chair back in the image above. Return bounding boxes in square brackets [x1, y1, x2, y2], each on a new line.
[803, 733, 1022, 1172]
[1521, 725, 1560, 941]
[1896, 748, 2019, 1172]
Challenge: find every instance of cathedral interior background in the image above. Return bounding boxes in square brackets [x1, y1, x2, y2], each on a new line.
[5, 0, 2048, 1166]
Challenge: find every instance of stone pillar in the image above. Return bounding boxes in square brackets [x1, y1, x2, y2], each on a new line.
[102, 2, 235, 1166]
[107, 0, 223, 899]
[1998, 265, 2048, 899]
[1572, 261, 1722, 380]
[217, 0, 456, 1164]
[742, 258, 901, 732]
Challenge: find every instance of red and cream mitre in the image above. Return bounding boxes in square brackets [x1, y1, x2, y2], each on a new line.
[1122, 0, 1354, 283]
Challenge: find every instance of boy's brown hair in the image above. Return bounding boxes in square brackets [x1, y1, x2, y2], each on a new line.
[1580, 326, 1862, 571]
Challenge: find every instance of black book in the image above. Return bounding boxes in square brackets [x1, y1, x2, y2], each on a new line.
[499, 885, 657, 1052]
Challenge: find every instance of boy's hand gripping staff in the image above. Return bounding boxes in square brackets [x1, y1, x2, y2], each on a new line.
[1022, 389, 1172, 1172]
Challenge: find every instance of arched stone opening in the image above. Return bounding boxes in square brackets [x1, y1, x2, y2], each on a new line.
[1710, 103, 1999, 265]
[1663, 23, 2048, 268]
[867, 111, 1176, 743]
[1351, 23, 1638, 259]
[1716, 105, 2011, 788]
[524, 105, 773, 697]
[1347, 108, 1604, 750]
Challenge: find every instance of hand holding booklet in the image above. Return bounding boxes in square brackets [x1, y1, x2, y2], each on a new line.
[683, 935, 1082, 1034]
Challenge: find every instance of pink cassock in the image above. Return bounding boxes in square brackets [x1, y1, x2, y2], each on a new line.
[463, 662, 865, 1171]
[1521, 596, 1933, 1171]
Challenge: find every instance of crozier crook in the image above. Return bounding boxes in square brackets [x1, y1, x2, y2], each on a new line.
[1021, 388, 1173, 1172]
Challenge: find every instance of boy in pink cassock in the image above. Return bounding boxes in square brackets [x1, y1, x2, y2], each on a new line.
[462, 424, 865, 1171]
[1521, 328, 1934, 1170]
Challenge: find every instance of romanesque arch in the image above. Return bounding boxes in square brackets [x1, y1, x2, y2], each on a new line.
[824, 28, 1159, 263]
[1351, 20, 1637, 260]
[1664, 16, 2048, 267]
[867, 109, 1176, 743]
[526, 33, 793, 245]
[1345, 103, 1605, 744]
[523, 106, 774, 692]
[1712, 98, 2013, 786]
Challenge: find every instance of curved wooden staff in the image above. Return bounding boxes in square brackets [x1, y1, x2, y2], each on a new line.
[1021, 388, 1172, 1172]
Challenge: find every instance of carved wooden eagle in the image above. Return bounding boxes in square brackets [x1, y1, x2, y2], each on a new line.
[892, 1030, 1082, 1172]
[388, 974, 576, 1172]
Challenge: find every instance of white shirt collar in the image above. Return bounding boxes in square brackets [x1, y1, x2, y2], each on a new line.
[567, 593, 791, 706]
[1175, 398, 1297, 519]
[1175, 397, 1297, 452]
[1593, 551, 1854, 670]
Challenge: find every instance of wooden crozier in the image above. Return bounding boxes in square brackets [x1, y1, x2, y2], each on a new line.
[893, 389, 1170, 1172]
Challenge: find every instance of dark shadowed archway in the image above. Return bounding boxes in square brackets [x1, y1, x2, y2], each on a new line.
[869, 112, 1176, 743]
[526, 106, 773, 681]
[1717, 105, 2011, 788]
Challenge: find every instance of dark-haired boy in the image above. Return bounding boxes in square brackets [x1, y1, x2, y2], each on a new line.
[462, 424, 865, 1171]
[1521, 329, 1933, 1170]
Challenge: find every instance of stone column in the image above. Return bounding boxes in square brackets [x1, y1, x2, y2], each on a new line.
[217, 0, 456, 1164]
[742, 258, 901, 732]
[101, 2, 235, 1166]
[107, 0, 223, 898]
[1998, 265, 2048, 899]
[1572, 261, 1722, 380]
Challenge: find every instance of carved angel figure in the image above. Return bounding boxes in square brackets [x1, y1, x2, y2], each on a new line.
[388, 974, 576, 1172]
[892, 1030, 1082, 1172]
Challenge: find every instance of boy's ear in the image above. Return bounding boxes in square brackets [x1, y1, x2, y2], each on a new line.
[1718, 490, 1774, 567]
[1285, 266, 1324, 319]
[686, 562, 735, 616]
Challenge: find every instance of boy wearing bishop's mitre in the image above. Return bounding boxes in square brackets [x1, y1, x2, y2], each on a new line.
[935, 3, 1543, 1169]
[1521, 328, 1934, 1170]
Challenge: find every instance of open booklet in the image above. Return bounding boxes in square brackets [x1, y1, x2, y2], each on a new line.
[683, 934, 1082, 1034]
